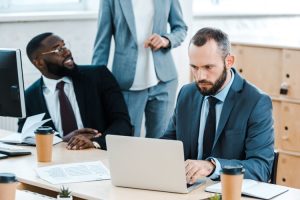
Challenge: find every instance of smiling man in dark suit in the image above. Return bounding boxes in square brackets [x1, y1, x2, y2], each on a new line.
[18, 32, 132, 150]
[161, 27, 274, 183]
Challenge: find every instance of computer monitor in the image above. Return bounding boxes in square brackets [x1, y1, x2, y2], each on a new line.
[0, 49, 26, 118]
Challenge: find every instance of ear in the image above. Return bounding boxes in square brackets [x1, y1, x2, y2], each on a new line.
[225, 54, 235, 69]
[33, 57, 46, 71]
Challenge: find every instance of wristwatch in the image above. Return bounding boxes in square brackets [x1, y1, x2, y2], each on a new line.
[92, 141, 101, 149]
[207, 158, 216, 177]
[162, 36, 171, 48]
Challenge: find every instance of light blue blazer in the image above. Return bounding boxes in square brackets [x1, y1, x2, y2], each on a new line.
[162, 68, 275, 182]
[92, 0, 188, 90]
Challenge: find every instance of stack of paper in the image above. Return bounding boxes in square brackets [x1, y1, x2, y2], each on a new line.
[36, 161, 111, 184]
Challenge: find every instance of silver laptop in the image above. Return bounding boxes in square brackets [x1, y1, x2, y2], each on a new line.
[106, 135, 205, 193]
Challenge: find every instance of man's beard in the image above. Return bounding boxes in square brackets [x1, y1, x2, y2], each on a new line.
[196, 66, 227, 96]
[46, 62, 77, 77]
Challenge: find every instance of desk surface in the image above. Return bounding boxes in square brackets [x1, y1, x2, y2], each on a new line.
[1, 129, 299, 200]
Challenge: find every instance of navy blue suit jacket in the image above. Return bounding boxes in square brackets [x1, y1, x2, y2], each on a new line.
[18, 65, 132, 149]
[162, 68, 274, 182]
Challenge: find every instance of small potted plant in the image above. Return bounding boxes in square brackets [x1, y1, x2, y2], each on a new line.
[57, 186, 73, 200]
[210, 194, 221, 200]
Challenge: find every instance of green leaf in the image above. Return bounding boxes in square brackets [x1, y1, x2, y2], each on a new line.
[59, 185, 72, 197]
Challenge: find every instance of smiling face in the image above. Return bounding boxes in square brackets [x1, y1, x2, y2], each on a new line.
[33, 35, 76, 79]
[189, 39, 234, 96]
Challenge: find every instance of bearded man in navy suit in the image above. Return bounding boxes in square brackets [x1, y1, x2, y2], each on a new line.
[162, 27, 274, 183]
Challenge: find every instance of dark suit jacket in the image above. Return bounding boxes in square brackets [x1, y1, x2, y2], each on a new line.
[162, 68, 274, 182]
[18, 65, 132, 149]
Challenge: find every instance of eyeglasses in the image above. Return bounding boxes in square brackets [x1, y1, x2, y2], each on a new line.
[41, 43, 70, 56]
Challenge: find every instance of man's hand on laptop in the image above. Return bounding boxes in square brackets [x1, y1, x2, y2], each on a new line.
[63, 128, 101, 150]
[185, 160, 215, 184]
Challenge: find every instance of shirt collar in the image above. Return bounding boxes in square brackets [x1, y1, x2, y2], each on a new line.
[205, 69, 235, 103]
[42, 76, 72, 94]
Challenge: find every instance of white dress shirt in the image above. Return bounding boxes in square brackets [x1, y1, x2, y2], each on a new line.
[130, 0, 159, 90]
[197, 69, 235, 179]
[42, 76, 84, 137]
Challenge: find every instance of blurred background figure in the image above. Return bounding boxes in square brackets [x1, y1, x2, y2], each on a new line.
[92, 0, 188, 138]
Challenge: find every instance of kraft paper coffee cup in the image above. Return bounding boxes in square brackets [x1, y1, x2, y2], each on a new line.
[221, 165, 245, 200]
[0, 173, 18, 200]
[35, 126, 54, 162]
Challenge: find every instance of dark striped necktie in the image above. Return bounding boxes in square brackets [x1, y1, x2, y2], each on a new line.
[56, 81, 78, 136]
[202, 96, 219, 159]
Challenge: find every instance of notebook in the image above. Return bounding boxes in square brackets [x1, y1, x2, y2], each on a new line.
[0, 132, 62, 146]
[205, 179, 289, 199]
[0, 113, 62, 145]
[106, 135, 205, 193]
[0, 142, 31, 156]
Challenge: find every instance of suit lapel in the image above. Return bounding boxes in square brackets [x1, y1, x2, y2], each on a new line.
[190, 85, 204, 159]
[119, 0, 137, 43]
[72, 74, 87, 127]
[152, 0, 164, 33]
[213, 90, 236, 148]
[213, 69, 244, 148]
[38, 78, 55, 128]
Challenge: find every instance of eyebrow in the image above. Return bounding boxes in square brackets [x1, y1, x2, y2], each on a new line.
[189, 64, 197, 68]
[189, 64, 216, 69]
[51, 40, 64, 50]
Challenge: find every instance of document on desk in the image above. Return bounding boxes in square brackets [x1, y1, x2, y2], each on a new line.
[36, 161, 111, 184]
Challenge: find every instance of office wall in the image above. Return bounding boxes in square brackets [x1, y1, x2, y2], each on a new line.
[192, 15, 300, 43]
[0, 18, 97, 87]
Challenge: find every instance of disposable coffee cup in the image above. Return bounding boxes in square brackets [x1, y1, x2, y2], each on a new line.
[221, 165, 245, 200]
[0, 173, 18, 200]
[35, 126, 54, 162]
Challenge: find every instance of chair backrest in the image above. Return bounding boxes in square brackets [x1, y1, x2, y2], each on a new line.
[270, 151, 279, 184]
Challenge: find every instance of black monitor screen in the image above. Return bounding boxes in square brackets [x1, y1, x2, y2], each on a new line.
[0, 49, 26, 118]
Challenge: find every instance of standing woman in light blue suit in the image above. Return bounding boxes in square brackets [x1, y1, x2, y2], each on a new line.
[92, 0, 188, 138]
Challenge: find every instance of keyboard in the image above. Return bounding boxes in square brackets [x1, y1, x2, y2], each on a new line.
[0, 142, 31, 156]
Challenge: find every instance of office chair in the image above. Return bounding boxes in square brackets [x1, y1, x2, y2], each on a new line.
[270, 151, 279, 184]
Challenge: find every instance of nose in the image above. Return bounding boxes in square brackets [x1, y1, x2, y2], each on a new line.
[62, 48, 71, 57]
[193, 68, 207, 81]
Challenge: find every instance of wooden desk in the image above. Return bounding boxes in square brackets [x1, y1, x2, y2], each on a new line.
[0, 129, 299, 200]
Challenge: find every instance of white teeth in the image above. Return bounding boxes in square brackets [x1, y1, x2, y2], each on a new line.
[65, 59, 72, 64]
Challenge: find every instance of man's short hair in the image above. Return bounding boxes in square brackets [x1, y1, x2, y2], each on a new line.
[26, 32, 53, 61]
[190, 27, 230, 59]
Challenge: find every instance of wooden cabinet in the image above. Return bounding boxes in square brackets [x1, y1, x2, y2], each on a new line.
[272, 100, 281, 148]
[232, 43, 300, 188]
[278, 102, 300, 152]
[232, 45, 282, 97]
[282, 50, 300, 100]
[277, 153, 300, 188]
